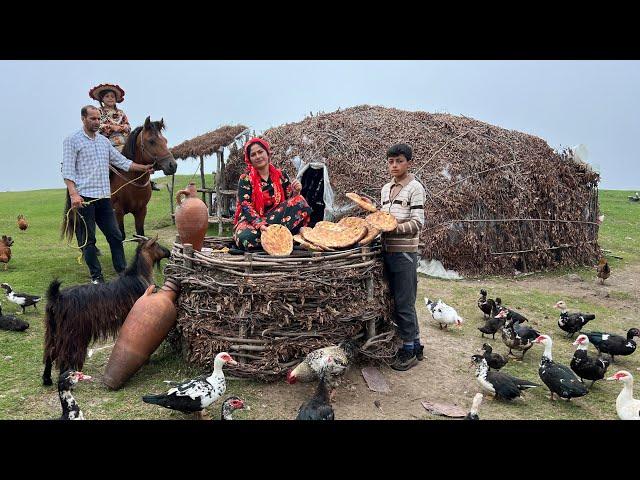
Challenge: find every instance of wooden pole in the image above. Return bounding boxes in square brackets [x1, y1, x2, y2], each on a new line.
[184, 244, 193, 269]
[199, 155, 206, 204]
[361, 246, 376, 339]
[216, 150, 223, 235]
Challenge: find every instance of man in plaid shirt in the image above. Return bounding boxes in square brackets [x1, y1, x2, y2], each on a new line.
[62, 105, 153, 284]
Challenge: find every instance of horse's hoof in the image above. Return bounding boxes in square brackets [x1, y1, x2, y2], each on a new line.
[43, 377, 53, 386]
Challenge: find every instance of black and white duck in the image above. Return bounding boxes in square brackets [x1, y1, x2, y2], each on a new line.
[477, 289, 501, 319]
[0, 303, 29, 331]
[470, 354, 539, 401]
[480, 343, 508, 370]
[499, 311, 540, 359]
[570, 334, 610, 388]
[585, 328, 640, 363]
[0, 283, 42, 314]
[296, 374, 335, 420]
[554, 300, 595, 338]
[58, 370, 92, 420]
[465, 393, 483, 420]
[533, 335, 589, 401]
[498, 305, 529, 325]
[142, 352, 237, 419]
[220, 396, 245, 420]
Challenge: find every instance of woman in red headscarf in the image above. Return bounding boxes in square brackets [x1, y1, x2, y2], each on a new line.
[233, 138, 312, 250]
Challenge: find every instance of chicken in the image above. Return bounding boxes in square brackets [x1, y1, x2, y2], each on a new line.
[17, 214, 28, 231]
[295, 374, 335, 420]
[0, 235, 13, 271]
[286, 341, 356, 400]
[425, 298, 464, 329]
[596, 257, 610, 284]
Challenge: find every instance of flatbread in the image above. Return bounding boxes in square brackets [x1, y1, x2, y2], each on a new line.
[359, 224, 381, 246]
[365, 211, 398, 233]
[293, 234, 323, 252]
[302, 222, 367, 249]
[346, 192, 378, 213]
[337, 216, 369, 229]
[261, 224, 293, 256]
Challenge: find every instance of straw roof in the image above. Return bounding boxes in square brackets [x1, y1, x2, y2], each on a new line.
[224, 105, 601, 275]
[170, 124, 248, 160]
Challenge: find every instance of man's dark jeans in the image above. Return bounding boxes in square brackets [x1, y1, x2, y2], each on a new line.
[74, 198, 126, 279]
[383, 251, 420, 342]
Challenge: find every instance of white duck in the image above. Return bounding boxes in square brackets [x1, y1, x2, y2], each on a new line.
[142, 352, 237, 419]
[425, 298, 464, 329]
[606, 370, 640, 420]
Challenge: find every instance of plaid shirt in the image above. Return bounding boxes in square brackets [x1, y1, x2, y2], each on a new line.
[62, 129, 133, 198]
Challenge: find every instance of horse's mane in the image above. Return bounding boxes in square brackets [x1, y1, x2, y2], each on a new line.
[122, 120, 165, 160]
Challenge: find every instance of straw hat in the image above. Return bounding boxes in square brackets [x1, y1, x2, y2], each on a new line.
[89, 83, 125, 103]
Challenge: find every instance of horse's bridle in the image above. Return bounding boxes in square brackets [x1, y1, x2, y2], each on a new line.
[139, 131, 173, 171]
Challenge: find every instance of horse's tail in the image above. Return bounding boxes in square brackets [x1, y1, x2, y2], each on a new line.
[60, 189, 76, 242]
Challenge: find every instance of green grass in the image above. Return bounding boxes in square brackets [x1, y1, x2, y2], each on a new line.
[0, 186, 638, 420]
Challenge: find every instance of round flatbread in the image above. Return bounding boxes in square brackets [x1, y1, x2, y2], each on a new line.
[261, 224, 293, 256]
[359, 224, 381, 246]
[293, 234, 323, 251]
[337, 216, 369, 229]
[346, 192, 378, 213]
[302, 222, 367, 249]
[365, 211, 398, 232]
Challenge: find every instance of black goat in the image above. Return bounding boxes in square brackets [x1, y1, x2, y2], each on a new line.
[42, 236, 170, 386]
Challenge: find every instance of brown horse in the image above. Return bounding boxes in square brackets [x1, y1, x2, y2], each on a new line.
[112, 116, 177, 238]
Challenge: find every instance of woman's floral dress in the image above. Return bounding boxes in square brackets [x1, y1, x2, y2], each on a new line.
[234, 170, 312, 250]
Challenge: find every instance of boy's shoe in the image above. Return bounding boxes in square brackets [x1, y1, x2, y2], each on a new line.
[415, 344, 424, 361]
[91, 276, 105, 285]
[390, 348, 418, 371]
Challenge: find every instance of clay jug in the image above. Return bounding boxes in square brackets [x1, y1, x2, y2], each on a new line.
[175, 182, 209, 251]
[103, 279, 180, 390]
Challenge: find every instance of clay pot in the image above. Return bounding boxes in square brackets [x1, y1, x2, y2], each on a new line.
[103, 279, 180, 390]
[175, 182, 209, 251]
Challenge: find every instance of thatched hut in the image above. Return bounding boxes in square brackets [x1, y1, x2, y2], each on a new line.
[223, 105, 601, 276]
[169, 125, 248, 233]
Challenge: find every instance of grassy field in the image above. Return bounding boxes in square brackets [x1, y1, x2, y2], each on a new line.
[0, 183, 638, 420]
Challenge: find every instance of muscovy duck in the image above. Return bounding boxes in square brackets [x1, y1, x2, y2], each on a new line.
[480, 343, 508, 370]
[220, 396, 245, 420]
[477, 289, 500, 319]
[584, 328, 640, 362]
[533, 335, 589, 401]
[465, 393, 483, 420]
[470, 355, 539, 401]
[498, 305, 529, 324]
[596, 257, 610, 284]
[570, 334, 610, 388]
[606, 370, 640, 420]
[58, 370, 92, 420]
[0, 283, 42, 314]
[296, 374, 335, 420]
[142, 352, 237, 419]
[554, 300, 595, 337]
[499, 311, 539, 359]
[287, 341, 356, 400]
[0, 303, 29, 331]
[478, 314, 505, 339]
[425, 298, 464, 329]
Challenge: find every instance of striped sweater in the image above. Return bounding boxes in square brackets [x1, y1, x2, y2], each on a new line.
[380, 174, 426, 253]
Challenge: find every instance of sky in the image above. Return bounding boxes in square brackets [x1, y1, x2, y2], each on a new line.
[0, 60, 638, 192]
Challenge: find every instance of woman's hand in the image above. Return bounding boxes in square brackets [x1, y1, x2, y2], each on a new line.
[292, 179, 302, 193]
[259, 225, 269, 232]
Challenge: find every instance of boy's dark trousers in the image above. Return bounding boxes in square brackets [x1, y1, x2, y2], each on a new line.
[74, 198, 127, 279]
[383, 251, 419, 342]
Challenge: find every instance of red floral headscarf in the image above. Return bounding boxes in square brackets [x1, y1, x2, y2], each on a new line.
[233, 137, 285, 224]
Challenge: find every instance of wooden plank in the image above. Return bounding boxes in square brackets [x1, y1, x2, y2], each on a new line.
[170, 174, 176, 225]
[216, 151, 223, 235]
[199, 156, 207, 204]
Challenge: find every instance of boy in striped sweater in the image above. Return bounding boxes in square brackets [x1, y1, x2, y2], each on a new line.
[380, 143, 426, 371]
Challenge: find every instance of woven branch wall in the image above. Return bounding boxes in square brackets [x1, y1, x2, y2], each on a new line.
[165, 237, 397, 380]
[224, 105, 601, 275]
